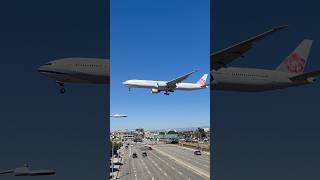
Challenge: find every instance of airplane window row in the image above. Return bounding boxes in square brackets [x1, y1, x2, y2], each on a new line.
[232, 73, 267, 78]
[75, 64, 102, 67]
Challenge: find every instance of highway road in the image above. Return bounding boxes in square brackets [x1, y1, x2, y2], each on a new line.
[155, 144, 210, 176]
[118, 143, 209, 180]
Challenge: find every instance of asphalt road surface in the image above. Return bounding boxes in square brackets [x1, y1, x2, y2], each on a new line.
[118, 143, 209, 180]
[155, 144, 210, 176]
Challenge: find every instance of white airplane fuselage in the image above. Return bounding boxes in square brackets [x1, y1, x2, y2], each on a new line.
[212, 67, 314, 91]
[123, 80, 205, 92]
[38, 58, 109, 84]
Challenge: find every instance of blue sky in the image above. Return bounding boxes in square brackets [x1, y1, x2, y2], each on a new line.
[212, 0, 320, 179]
[110, 0, 210, 130]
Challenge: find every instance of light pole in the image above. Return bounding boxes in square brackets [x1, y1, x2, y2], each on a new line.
[111, 138, 114, 177]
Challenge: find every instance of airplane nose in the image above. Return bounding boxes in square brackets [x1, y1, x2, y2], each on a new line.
[122, 81, 128, 85]
[37, 65, 44, 73]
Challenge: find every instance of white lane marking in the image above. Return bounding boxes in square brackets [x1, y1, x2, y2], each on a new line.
[134, 145, 158, 180]
[149, 153, 171, 179]
[162, 146, 210, 167]
[153, 146, 209, 179]
[152, 148, 200, 180]
[162, 147, 210, 168]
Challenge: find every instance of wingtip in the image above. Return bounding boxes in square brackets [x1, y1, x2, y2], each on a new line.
[273, 24, 289, 31]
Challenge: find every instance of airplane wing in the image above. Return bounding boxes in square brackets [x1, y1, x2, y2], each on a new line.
[166, 70, 198, 89]
[290, 69, 320, 81]
[211, 25, 288, 70]
[29, 170, 56, 176]
[0, 169, 13, 174]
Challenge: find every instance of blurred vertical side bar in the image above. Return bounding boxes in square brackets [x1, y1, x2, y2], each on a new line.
[106, 0, 110, 179]
[210, 0, 214, 179]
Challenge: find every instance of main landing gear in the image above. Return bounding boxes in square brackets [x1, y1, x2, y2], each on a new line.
[56, 81, 66, 94]
[164, 90, 174, 95]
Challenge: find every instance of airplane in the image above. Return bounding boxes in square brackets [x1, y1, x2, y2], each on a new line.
[38, 57, 109, 94]
[110, 114, 128, 118]
[123, 70, 208, 95]
[211, 25, 320, 92]
[0, 164, 55, 176]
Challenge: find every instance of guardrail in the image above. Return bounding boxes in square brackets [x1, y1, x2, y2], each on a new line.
[178, 142, 210, 152]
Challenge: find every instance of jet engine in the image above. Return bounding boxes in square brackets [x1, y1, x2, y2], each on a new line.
[307, 77, 316, 83]
[151, 88, 160, 94]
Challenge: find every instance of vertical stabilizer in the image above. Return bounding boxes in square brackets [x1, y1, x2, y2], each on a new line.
[276, 39, 313, 73]
[197, 74, 208, 86]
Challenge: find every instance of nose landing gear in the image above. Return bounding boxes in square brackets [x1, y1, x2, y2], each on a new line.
[56, 81, 66, 94]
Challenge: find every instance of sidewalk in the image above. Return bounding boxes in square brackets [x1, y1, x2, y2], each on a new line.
[110, 156, 123, 180]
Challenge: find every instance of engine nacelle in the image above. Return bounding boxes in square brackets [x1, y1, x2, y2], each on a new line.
[151, 88, 160, 94]
[307, 77, 316, 83]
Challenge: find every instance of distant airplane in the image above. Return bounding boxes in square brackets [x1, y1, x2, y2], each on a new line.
[211, 25, 320, 91]
[0, 164, 55, 176]
[38, 57, 109, 94]
[123, 70, 208, 95]
[110, 114, 128, 118]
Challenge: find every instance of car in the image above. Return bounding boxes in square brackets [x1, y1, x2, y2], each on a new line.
[132, 153, 138, 158]
[148, 147, 153, 150]
[194, 150, 202, 155]
[142, 152, 147, 157]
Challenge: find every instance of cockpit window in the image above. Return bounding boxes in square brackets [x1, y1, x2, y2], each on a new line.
[45, 63, 52, 65]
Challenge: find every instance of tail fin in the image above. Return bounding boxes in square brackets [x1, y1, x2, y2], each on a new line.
[197, 74, 208, 86]
[276, 39, 313, 74]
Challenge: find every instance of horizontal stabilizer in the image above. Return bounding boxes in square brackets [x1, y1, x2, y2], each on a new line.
[290, 69, 320, 81]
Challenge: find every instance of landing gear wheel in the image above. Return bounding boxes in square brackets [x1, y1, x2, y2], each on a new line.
[164, 92, 170, 95]
[60, 88, 66, 94]
[56, 81, 65, 94]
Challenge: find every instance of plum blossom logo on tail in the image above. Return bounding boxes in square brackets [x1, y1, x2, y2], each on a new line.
[284, 53, 306, 73]
[198, 77, 206, 86]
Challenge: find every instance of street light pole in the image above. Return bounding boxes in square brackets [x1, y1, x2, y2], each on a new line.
[111, 139, 114, 176]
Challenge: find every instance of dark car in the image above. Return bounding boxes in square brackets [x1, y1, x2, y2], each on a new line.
[148, 147, 153, 150]
[132, 153, 138, 158]
[142, 152, 147, 157]
[194, 150, 202, 155]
